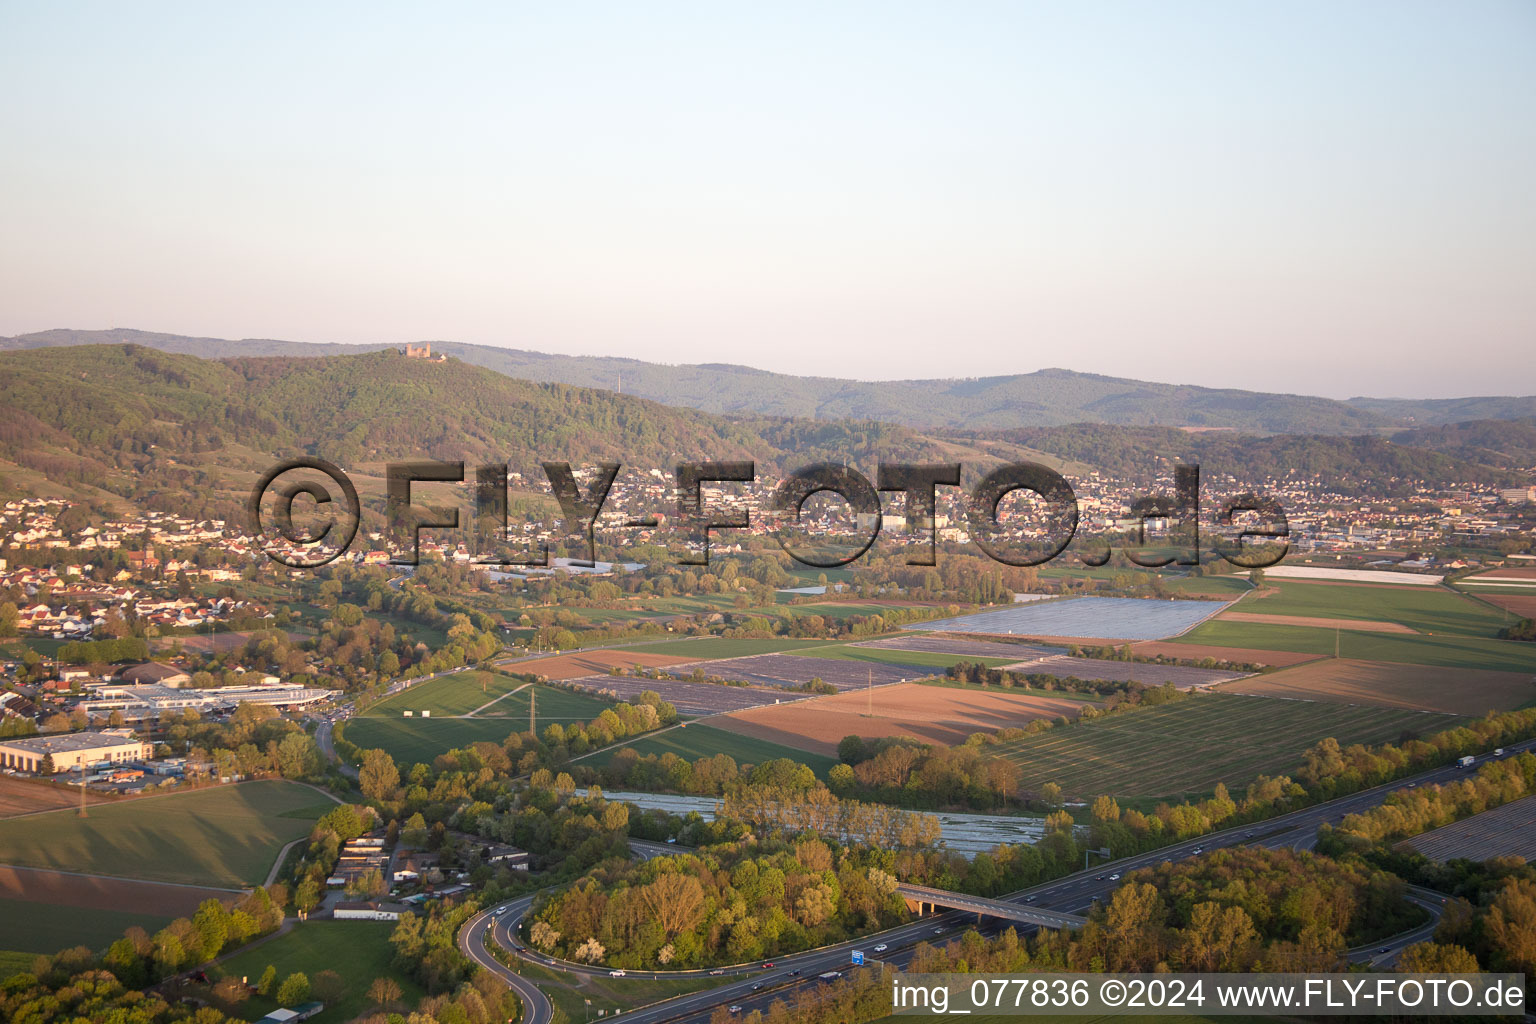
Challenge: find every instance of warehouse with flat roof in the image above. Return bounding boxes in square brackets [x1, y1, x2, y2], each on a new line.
[0, 730, 153, 773]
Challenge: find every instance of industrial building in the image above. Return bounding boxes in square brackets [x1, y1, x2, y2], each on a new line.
[0, 730, 153, 773]
[72, 681, 336, 719]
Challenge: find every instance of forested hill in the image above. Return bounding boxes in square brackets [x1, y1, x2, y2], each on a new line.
[0, 342, 949, 469]
[1391, 418, 1536, 471]
[0, 344, 953, 519]
[11, 327, 1527, 435]
[976, 423, 1521, 491]
[0, 346, 1522, 526]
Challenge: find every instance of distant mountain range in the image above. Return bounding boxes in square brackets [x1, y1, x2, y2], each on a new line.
[8, 328, 1536, 435]
[0, 344, 1525, 527]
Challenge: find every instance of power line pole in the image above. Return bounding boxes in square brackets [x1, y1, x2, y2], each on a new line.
[529, 686, 536, 739]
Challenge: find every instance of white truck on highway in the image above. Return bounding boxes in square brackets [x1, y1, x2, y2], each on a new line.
[1457, 755, 1475, 768]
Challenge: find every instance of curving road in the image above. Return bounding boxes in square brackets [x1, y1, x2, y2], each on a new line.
[477, 738, 1534, 1024]
[459, 897, 554, 1024]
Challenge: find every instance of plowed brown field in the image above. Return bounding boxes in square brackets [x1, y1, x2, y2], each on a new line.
[712, 682, 1090, 755]
[1217, 658, 1536, 715]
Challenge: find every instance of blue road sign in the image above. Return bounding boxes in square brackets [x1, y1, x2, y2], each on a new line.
[851, 950, 865, 966]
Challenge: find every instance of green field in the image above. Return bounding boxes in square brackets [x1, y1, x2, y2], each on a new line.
[0, 897, 174, 954]
[600, 723, 839, 776]
[213, 920, 425, 1023]
[0, 949, 38, 978]
[1237, 580, 1506, 636]
[1170, 619, 1536, 673]
[366, 678, 613, 721]
[342, 717, 521, 767]
[991, 693, 1463, 800]
[365, 669, 531, 717]
[0, 780, 333, 888]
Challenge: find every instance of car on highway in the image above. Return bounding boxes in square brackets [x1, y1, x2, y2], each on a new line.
[1379, 947, 1390, 954]
[709, 969, 725, 976]
[728, 1006, 743, 1014]
[1109, 873, 1120, 881]
[762, 962, 773, 968]
[874, 943, 888, 952]
[609, 969, 625, 977]
[1192, 847, 1203, 855]
[788, 969, 801, 977]
[932, 926, 945, 935]
[1025, 895, 1037, 902]
[751, 984, 763, 992]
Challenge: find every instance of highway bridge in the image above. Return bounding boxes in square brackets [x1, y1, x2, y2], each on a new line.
[897, 882, 1088, 929]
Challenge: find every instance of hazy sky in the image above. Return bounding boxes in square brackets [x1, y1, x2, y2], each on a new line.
[2, 3, 1533, 398]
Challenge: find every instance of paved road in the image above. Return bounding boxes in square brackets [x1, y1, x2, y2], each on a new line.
[487, 738, 1535, 1024]
[459, 897, 554, 1024]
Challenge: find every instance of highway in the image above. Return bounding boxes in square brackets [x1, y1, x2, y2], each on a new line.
[475, 737, 1535, 1024]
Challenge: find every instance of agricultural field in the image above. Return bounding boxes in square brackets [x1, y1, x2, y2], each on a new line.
[1227, 580, 1507, 637]
[0, 896, 175, 955]
[622, 636, 846, 659]
[1129, 640, 1321, 668]
[1166, 620, 1536, 673]
[599, 722, 840, 776]
[0, 780, 332, 888]
[509, 648, 700, 681]
[1217, 659, 1536, 716]
[365, 669, 532, 717]
[1403, 795, 1536, 863]
[212, 920, 426, 1024]
[341, 717, 524, 767]
[988, 693, 1463, 800]
[567, 675, 791, 716]
[997, 654, 1248, 689]
[855, 635, 1064, 660]
[714, 682, 1091, 755]
[913, 596, 1230, 641]
[667, 653, 933, 691]
[0, 775, 111, 817]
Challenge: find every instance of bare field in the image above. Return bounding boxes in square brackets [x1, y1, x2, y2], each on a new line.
[1469, 568, 1536, 580]
[1216, 658, 1536, 716]
[1217, 611, 1418, 634]
[713, 682, 1089, 754]
[0, 864, 235, 916]
[1130, 641, 1322, 667]
[1478, 595, 1536, 618]
[516, 649, 699, 680]
[1404, 795, 1536, 863]
[0, 776, 110, 817]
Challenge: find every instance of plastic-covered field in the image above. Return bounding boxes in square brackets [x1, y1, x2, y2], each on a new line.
[912, 596, 1230, 641]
